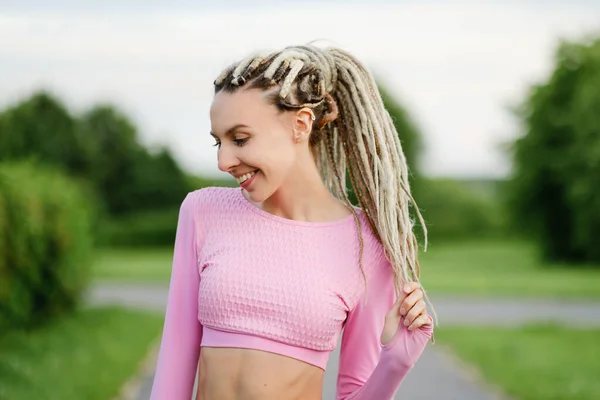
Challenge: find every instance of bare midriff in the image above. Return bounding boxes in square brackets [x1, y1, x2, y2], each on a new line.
[195, 347, 324, 400]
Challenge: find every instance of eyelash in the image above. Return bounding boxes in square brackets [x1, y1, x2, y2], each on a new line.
[213, 138, 248, 148]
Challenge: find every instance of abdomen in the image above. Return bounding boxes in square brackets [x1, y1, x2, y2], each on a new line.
[196, 347, 324, 400]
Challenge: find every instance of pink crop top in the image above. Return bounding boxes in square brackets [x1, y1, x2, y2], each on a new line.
[150, 187, 433, 400]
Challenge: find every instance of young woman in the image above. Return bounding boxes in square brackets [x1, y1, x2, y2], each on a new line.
[150, 44, 435, 400]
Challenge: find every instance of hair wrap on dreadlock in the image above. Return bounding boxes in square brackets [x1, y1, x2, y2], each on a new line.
[317, 93, 339, 130]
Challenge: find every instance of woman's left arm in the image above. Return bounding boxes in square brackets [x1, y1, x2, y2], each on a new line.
[336, 259, 433, 400]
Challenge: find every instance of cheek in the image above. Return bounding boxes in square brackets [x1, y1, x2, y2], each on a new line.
[253, 135, 296, 172]
[259, 148, 295, 178]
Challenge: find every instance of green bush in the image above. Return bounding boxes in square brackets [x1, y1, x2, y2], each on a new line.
[0, 161, 95, 330]
[413, 178, 507, 241]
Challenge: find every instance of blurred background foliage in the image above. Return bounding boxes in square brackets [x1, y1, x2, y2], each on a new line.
[2, 34, 599, 264]
[0, 92, 236, 249]
[0, 161, 95, 330]
[508, 35, 600, 264]
[0, 83, 508, 250]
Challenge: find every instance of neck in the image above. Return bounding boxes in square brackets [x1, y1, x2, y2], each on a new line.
[261, 152, 345, 223]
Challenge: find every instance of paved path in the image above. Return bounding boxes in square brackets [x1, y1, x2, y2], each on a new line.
[86, 283, 600, 399]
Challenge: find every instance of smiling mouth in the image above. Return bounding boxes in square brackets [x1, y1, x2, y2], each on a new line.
[236, 170, 258, 184]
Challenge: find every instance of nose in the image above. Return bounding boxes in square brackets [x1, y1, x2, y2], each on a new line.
[217, 144, 240, 173]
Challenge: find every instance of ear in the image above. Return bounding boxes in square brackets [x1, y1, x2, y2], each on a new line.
[292, 108, 315, 143]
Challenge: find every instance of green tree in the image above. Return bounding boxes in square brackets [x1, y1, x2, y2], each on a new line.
[509, 35, 600, 263]
[0, 92, 90, 174]
[80, 105, 197, 215]
[128, 148, 190, 210]
[78, 105, 143, 215]
[0, 91, 196, 217]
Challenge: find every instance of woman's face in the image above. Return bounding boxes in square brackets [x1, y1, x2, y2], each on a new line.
[210, 88, 298, 202]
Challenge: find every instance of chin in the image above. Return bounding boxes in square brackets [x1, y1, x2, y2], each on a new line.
[244, 180, 278, 204]
[245, 188, 270, 204]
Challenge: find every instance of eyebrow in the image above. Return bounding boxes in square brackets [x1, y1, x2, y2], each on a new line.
[210, 124, 250, 138]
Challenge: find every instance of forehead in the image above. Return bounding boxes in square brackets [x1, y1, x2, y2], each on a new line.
[210, 88, 272, 125]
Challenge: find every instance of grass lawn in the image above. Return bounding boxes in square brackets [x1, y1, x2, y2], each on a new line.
[92, 240, 600, 298]
[437, 324, 600, 400]
[0, 306, 163, 400]
[93, 247, 174, 283]
[419, 239, 600, 298]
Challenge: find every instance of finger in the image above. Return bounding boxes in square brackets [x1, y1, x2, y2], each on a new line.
[396, 282, 421, 315]
[403, 300, 427, 326]
[408, 313, 431, 331]
[399, 288, 423, 316]
[402, 282, 420, 295]
[391, 284, 412, 314]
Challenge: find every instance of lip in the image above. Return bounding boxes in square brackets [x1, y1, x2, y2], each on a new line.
[239, 170, 259, 189]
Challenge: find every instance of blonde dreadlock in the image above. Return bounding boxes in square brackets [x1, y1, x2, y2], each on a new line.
[214, 44, 437, 327]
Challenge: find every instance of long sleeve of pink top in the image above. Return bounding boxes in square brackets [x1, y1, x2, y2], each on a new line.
[150, 188, 432, 400]
[336, 261, 433, 399]
[150, 193, 203, 400]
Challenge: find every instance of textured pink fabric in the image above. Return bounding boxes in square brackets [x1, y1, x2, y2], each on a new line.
[150, 187, 432, 400]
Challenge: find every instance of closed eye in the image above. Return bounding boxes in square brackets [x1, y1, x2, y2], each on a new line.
[212, 138, 247, 148]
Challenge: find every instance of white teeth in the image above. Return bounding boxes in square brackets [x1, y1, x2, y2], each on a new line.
[236, 170, 257, 184]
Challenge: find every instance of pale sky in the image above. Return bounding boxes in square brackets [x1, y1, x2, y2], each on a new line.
[1, 1, 599, 178]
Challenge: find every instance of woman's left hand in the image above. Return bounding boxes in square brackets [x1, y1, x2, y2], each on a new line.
[381, 282, 431, 345]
